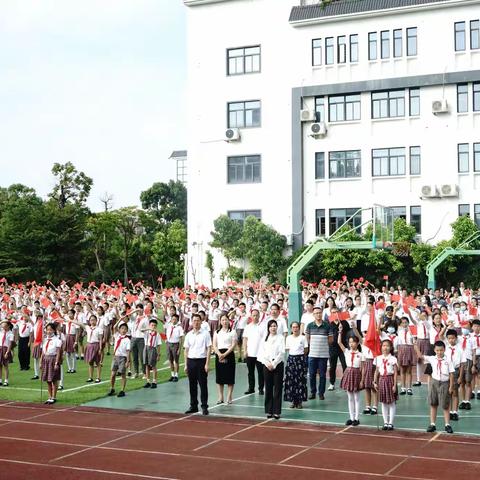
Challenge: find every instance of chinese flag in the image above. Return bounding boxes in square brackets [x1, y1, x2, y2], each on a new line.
[409, 325, 417, 336]
[41, 297, 51, 308]
[376, 301, 386, 311]
[160, 332, 167, 341]
[339, 311, 350, 320]
[34, 321, 43, 346]
[470, 306, 478, 316]
[179, 292, 186, 301]
[329, 312, 339, 323]
[391, 294, 400, 302]
[51, 310, 60, 320]
[364, 308, 381, 357]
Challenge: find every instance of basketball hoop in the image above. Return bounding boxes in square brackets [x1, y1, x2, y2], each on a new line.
[392, 241, 411, 257]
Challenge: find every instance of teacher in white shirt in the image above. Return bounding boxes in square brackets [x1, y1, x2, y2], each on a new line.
[184, 313, 212, 415]
[258, 320, 285, 419]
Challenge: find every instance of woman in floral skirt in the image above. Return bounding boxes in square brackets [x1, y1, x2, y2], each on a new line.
[284, 322, 308, 408]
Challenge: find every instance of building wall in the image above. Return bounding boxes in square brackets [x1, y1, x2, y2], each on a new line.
[184, 0, 480, 286]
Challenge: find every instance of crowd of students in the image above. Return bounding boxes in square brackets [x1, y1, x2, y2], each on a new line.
[0, 279, 479, 434]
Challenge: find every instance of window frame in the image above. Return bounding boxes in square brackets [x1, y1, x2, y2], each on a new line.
[475, 204, 480, 228]
[474, 82, 480, 111]
[227, 155, 262, 184]
[393, 29, 403, 57]
[380, 30, 390, 59]
[349, 34, 359, 63]
[406, 27, 417, 56]
[315, 152, 325, 180]
[325, 37, 335, 65]
[474, 143, 480, 172]
[455, 21, 466, 52]
[227, 100, 261, 129]
[226, 45, 261, 76]
[328, 150, 362, 179]
[471, 19, 480, 50]
[227, 210, 261, 224]
[459, 204, 470, 217]
[328, 93, 361, 122]
[368, 32, 378, 60]
[371, 89, 406, 119]
[457, 83, 469, 113]
[315, 209, 326, 236]
[337, 35, 347, 64]
[329, 208, 362, 236]
[409, 88, 420, 116]
[312, 38, 322, 66]
[372, 147, 407, 177]
[457, 143, 469, 173]
[410, 206, 421, 234]
[409, 146, 421, 175]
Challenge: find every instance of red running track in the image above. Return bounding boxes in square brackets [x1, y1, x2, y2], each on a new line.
[0, 401, 479, 480]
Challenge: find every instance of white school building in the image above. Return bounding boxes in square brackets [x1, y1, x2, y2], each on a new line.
[183, 0, 480, 286]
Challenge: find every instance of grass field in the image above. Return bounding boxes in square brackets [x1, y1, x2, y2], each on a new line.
[0, 343, 193, 405]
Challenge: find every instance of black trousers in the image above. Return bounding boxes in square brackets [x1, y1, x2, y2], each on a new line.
[187, 358, 208, 409]
[264, 362, 284, 415]
[246, 356, 264, 392]
[329, 348, 347, 385]
[18, 337, 30, 370]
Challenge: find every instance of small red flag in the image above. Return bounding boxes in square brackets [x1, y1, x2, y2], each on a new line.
[364, 308, 381, 357]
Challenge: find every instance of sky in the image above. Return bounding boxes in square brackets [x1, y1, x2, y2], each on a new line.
[0, 0, 186, 211]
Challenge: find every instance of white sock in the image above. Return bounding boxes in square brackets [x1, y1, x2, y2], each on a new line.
[72, 354, 76, 371]
[388, 403, 396, 425]
[34, 358, 39, 376]
[416, 363, 422, 382]
[60, 366, 64, 385]
[381, 403, 389, 424]
[347, 392, 355, 420]
[353, 392, 360, 420]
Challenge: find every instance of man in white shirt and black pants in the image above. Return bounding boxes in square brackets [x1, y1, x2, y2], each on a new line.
[184, 313, 212, 415]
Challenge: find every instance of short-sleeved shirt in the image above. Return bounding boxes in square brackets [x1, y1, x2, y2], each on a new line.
[286, 334, 308, 355]
[184, 329, 212, 359]
[305, 321, 331, 358]
[424, 355, 455, 382]
[113, 334, 131, 357]
[374, 354, 398, 375]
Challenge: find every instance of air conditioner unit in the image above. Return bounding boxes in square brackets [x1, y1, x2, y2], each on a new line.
[440, 183, 459, 197]
[421, 184, 439, 198]
[310, 122, 327, 138]
[225, 128, 240, 142]
[300, 109, 316, 122]
[432, 99, 449, 114]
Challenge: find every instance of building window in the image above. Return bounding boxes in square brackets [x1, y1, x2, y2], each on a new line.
[458, 143, 469, 173]
[312, 38, 322, 66]
[315, 97, 326, 122]
[474, 83, 480, 111]
[329, 208, 361, 235]
[406, 27, 417, 56]
[475, 204, 480, 228]
[325, 37, 334, 65]
[350, 34, 359, 62]
[228, 210, 261, 224]
[329, 94, 361, 122]
[474, 143, 480, 172]
[390, 206, 407, 221]
[227, 46, 260, 75]
[393, 29, 403, 57]
[227, 155, 261, 184]
[455, 22, 466, 51]
[329, 150, 361, 179]
[369, 32, 377, 60]
[459, 204, 470, 217]
[315, 209, 326, 236]
[372, 147, 406, 176]
[227, 101, 261, 128]
[472, 20, 480, 49]
[410, 146, 421, 175]
[409, 88, 420, 116]
[380, 30, 390, 59]
[457, 84, 469, 112]
[372, 90, 405, 119]
[410, 206, 421, 234]
[337, 36, 347, 64]
[315, 152, 325, 179]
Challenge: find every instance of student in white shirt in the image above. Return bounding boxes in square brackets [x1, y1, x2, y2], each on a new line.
[144, 319, 162, 389]
[72, 315, 103, 383]
[0, 320, 14, 386]
[40, 322, 63, 404]
[184, 313, 212, 415]
[444, 329, 465, 421]
[213, 313, 237, 404]
[108, 320, 131, 398]
[284, 322, 308, 409]
[415, 339, 455, 434]
[165, 313, 184, 382]
[258, 319, 285, 419]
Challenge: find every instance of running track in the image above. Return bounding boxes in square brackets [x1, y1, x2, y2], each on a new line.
[0, 401, 479, 480]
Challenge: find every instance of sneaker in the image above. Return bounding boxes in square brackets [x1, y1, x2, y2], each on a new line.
[151, 383, 157, 389]
[86, 378, 93, 383]
[345, 419, 353, 426]
[273, 414, 280, 420]
[445, 424, 454, 434]
[387, 424, 394, 431]
[352, 420, 360, 426]
[143, 383, 151, 388]
[168, 377, 174, 382]
[371, 407, 378, 415]
[471, 392, 475, 399]
[363, 407, 372, 414]
[382, 423, 389, 431]
[185, 407, 199, 414]
[477, 392, 480, 400]
[72, 370, 76, 373]
[44, 399, 54, 405]
[407, 389, 413, 396]
[58, 385, 64, 390]
[449, 412, 454, 421]
[427, 424, 436, 433]
[465, 402, 472, 410]
[451, 413, 459, 421]
[459, 402, 466, 410]
[127, 371, 132, 377]
[94, 378, 101, 383]
[31, 375, 39, 380]
[3, 382, 8, 387]
[400, 388, 407, 395]
[107, 389, 115, 396]
[328, 384, 335, 391]
[412, 381, 422, 387]
[117, 391, 126, 397]
[173, 377, 178, 382]
[266, 414, 273, 419]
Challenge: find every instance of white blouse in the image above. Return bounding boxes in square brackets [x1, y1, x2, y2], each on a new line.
[258, 334, 285, 369]
[286, 334, 308, 355]
[215, 329, 236, 350]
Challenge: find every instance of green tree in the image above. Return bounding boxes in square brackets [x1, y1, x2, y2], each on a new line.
[205, 250, 215, 289]
[49, 162, 93, 208]
[140, 180, 187, 225]
[151, 219, 187, 287]
[210, 215, 245, 267]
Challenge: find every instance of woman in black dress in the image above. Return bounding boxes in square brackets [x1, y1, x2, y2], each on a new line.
[213, 313, 237, 404]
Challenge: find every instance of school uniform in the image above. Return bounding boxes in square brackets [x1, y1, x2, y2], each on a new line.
[16, 320, 32, 369]
[469, 334, 480, 370]
[374, 354, 398, 404]
[64, 321, 78, 354]
[41, 335, 62, 382]
[208, 307, 222, 335]
[111, 334, 131, 374]
[340, 349, 363, 392]
[32, 319, 44, 359]
[0, 330, 14, 366]
[145, 331, 162, 368]
[415, 321, 431, 355]
[445, 344, 465, 392]
[165, 322, 184, 363]
[84, 326, 103, 365]
[361, 345, 375, 389]
[397, 328, 416, 367]
[184, 328, 212, 410]
[458, 334, 473, 383]
[425, 355, 455, 410]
